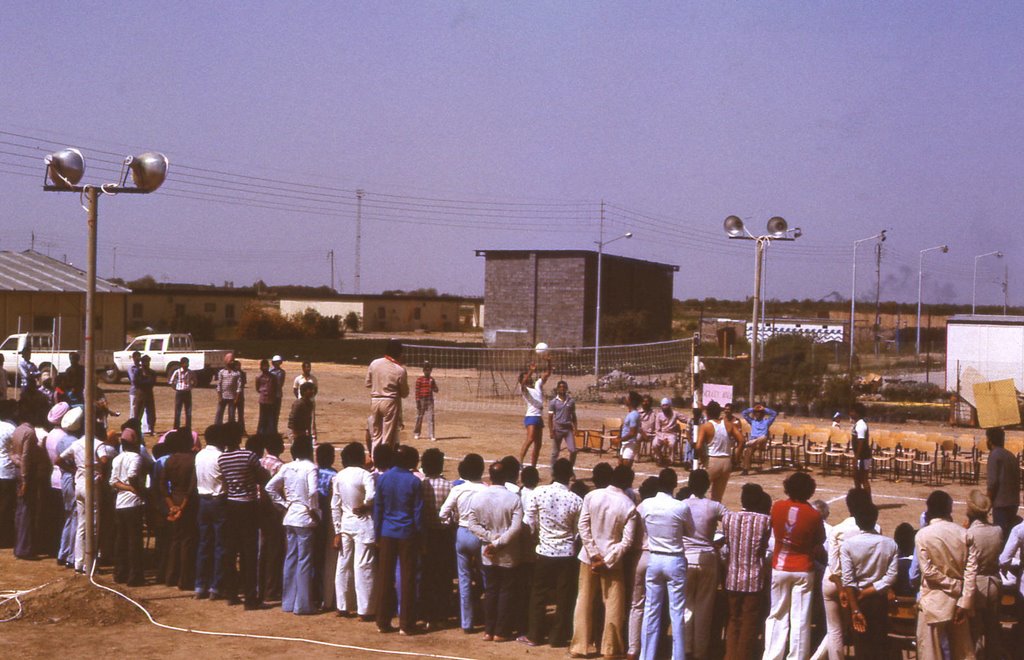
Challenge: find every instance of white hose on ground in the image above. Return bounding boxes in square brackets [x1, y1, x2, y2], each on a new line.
[85, 562, 482, 660]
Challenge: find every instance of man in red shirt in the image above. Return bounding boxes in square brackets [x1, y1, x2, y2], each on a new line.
[413, 362, 438, 442]
[764, 471, 826, 660]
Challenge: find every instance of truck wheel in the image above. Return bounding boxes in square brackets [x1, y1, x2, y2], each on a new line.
[166, 363, 180, 385]
[102, 368, 123, 384]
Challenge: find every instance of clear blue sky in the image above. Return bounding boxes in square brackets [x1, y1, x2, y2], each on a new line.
[2, 2, 1022, 306]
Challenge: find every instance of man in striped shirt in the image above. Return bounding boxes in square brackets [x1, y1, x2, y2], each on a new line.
[722, 483, 772, 659]
[217, 423, 265, 609]
[419, 447, 453, 630]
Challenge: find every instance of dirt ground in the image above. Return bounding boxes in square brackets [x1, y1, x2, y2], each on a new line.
[0, 358, 1010, 657]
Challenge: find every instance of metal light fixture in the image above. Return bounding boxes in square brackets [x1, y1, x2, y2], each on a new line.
[44, 148, 86, 189]
[723, 215, 803, 404]
[42, 146, 168, 574]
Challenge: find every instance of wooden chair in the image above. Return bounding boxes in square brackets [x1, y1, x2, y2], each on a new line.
[950, 436, 979, 484]
[893, 437, 915, 483]
[595, 418, 622, 455]
[872, 433, 897, 481]
[912, 440, 938, 485]
[888, 596, 918, 656]
[803, 431, 827, 468]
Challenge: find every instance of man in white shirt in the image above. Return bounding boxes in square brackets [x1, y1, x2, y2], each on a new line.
[110, 430, 146, 585]
[523, 457, 583, 648]
[840, 502, 898, 658]
[639, 468, 693, 660]
[682, 469, 728, 660]
[193, 425, 227, 600]
[817, 488, 875, 660]
[331, 442, 376, 619]
[439, 453, 488, 633]
[570, 464, 638, 659]
[169, 357, 197, 430]
[0, 400, 18, 549]
[467, 461, 524, 642]
[266, 437, 321, 615]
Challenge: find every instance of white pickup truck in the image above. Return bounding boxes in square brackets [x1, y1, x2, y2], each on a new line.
[0, 332, 113, 383]
[107, 333, 232, 387]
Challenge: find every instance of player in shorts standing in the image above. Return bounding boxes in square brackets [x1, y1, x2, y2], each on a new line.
[619, 391, 643, 468]
[849, 402, 871, 498]
[547, 380, 578, 467]
[696, 400, 745, 502]
[518, 360, 551, 467]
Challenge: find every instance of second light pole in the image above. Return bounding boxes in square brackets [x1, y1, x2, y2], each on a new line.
[724, 215, 802, 405]
[916, 244, 948, 356]
[973, 250, 1003, 314]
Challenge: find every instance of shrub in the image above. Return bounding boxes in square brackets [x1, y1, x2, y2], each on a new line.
[880, 381, 947, 403]
[236, 305, 343, 340]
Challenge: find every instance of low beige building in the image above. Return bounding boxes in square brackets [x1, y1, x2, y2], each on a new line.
[280, 294, 483, 332]
[0, 250, 128, 350]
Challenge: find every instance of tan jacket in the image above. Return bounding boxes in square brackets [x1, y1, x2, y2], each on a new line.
[365, 357, 409, 399]
[916, 518, 978, 624]
[966, 519, 1003, 608]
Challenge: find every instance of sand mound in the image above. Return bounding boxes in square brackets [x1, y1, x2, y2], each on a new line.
[2, 576, 143, 625]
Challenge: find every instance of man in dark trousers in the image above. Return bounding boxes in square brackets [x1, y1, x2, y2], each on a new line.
[374, 444, 423, 635]
[986, 426, 1020, 539]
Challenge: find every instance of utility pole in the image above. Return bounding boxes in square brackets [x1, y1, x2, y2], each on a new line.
[327, 249, 336, 291]
[112, 246, 117, 279]
[1004, 264, 1009, 315]
[30, 231, 35, 251]
[355, 189, 364, 294]
[873, 240, 882, 357]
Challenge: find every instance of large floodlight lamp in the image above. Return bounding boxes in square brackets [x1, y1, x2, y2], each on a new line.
[724, 215, 746, 238]
[44, 148, 85, 189]
[766, 216, 788, 238]
[125, 152, 169, 192]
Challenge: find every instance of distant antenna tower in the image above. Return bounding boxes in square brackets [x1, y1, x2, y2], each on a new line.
[355, 189, 364, 293]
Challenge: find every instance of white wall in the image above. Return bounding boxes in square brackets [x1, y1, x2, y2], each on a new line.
[946, 322, 1024, 394]
[279, 299, 363, 319]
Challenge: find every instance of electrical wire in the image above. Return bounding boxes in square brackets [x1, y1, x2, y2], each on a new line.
[83, 563, 483, 660]
[0, 581, 58, 623]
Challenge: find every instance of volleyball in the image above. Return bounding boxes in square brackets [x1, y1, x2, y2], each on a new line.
[535, 342, 549, 356]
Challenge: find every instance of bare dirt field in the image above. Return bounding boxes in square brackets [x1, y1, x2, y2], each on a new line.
[0, 358, 1010, 658]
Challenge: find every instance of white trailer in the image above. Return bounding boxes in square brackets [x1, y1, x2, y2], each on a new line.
[945, 315, 1024, 403]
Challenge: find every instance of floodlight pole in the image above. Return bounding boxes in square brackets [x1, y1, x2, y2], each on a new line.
[849, 231, 886, 378]
[724, 217, 801, 405]
[83, 186, 98, 572]
[593, 202, 632, 387]
[972, 250, 1003, 314]
[44, 182, 158, 573]
[916, 245, 948, 356]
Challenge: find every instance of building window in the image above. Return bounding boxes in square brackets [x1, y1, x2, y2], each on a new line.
[33, 316, 55, 332]
[377, 307, 386, 320]
[132, 303, 143, 318]
[175, 304, 186, 318]
[413, 308, 421, 320]
[225, 304, 235, 320]
[204, 302, 216, 313]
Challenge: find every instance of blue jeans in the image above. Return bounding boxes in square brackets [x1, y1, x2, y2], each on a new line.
[642, 552, 687, 660]
[58, 472, 77, 564]
[456, 526, 485, 630]
[283, 525, 316, 614]
[195, 496, 227, 595]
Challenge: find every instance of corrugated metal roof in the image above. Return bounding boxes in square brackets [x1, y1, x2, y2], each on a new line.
[0, 250, 130, 293]
[948, 314, 1024, 325]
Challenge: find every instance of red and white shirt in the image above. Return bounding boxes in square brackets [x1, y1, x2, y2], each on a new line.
[770, 499, 825, 573]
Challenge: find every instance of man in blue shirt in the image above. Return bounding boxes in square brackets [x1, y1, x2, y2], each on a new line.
[740, 403, 777, 475]
[374, 444, 423, 634]
[619, 391, 643, 468]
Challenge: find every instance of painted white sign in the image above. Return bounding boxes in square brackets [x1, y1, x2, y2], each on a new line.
[702, 383, 733, 406]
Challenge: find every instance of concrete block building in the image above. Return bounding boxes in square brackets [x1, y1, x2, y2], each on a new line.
[476, 249, 678, 347]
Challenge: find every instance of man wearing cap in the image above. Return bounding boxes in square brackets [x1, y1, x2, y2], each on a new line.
[366, 340, 409, 450]
[653, 398, 685, 468]
[965, 490, 1002, 658]
[59, 406, 117, 572]
[740, 403, 777, 476]
[48, 403, 78, 567]
[269, 356, 286, 433]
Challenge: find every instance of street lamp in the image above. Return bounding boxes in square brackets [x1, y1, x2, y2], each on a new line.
[593, 219, 633, 385]
[973, 251, 1004, 314]
[43, 147, 168, 573]
[849, 230, 886, 377]
[723, 215, 802, 404]
[916, 244, 949, 356]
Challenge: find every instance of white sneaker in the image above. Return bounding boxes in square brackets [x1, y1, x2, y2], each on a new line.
[413, 434, 420, 440]
[430, 437, 437, 442]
